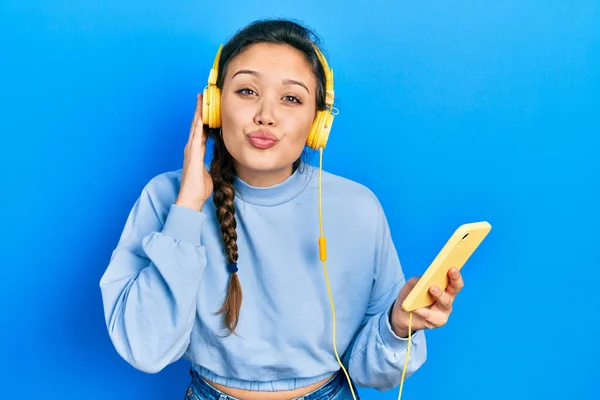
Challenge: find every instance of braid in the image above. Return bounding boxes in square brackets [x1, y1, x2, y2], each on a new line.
[210, 136, 242, 335]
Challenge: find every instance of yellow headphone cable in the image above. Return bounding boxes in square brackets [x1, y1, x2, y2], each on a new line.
[317, 148, 413, 400]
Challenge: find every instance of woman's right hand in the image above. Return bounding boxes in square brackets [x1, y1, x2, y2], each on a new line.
[175, 93, 214, 211]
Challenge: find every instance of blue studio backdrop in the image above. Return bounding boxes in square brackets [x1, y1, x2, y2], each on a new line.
[1, 1, 598, 399]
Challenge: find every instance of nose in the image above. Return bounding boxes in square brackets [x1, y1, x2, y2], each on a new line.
[254, 99, 276, 126]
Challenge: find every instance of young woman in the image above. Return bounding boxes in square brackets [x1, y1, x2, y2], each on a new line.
[100, 18, 464, 400]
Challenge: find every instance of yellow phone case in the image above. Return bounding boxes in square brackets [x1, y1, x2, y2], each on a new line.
[401, 221, 492, 312]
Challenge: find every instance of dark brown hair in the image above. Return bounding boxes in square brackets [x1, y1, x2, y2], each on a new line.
[208, 18, 328, 335]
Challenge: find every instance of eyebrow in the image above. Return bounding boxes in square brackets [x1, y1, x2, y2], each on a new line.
[231, 69, 310, 94]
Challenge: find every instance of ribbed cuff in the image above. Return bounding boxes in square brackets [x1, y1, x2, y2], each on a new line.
[161, 204, 206, 246]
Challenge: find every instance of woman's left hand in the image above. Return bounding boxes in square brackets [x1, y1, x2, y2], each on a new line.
[390, 267, 464, 338]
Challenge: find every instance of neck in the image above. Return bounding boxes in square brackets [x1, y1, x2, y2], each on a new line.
[233, 163, 294, 187]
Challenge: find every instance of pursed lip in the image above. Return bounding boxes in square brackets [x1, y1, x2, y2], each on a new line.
[247, 129, 279, 141]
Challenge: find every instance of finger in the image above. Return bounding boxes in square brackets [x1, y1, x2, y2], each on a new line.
[191, 96, 206, 146]
[429, 284, 452, 311]
[196, 93, 204, 125]
[186, 94, 203, 152]
[411, 307, 428, 320]
[191, 94, 203, 131]
[397, 276, 421, 302]
[446, 267, 464, 297]
[192, 93, 200, 123]
[412, 308, 448, 328]
[406, 276, 420, 288]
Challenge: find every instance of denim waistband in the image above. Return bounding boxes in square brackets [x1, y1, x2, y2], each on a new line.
[188, 368, 351, 400]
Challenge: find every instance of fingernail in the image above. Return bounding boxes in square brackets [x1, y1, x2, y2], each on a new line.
[431, 286, 438, 294]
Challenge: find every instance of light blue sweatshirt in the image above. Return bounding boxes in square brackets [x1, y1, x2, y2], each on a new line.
[99, 162, 427, 392]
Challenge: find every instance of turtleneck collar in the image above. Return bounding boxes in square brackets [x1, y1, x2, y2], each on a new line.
[232, 162, 314, 207]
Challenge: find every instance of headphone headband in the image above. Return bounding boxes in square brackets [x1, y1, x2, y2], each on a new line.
[311, 44, 334, 107]
[208, 45, 222, 86]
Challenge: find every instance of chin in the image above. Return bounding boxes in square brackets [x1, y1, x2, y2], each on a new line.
[235, 149, 298, 173]
[237, 157, 288, 173]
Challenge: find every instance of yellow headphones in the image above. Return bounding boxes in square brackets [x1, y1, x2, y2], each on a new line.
[202, 43, 336, 150]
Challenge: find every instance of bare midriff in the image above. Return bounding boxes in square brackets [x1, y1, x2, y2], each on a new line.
[203, 373, 335, 400]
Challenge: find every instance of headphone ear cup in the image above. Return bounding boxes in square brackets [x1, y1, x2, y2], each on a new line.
[203, 86, 222, 129]
[210, 86, 217, 128]
[306, 110, 334, 150]
[213, 86, 221, 128]
[320, 112, 334, 148]
[306, 119, 318, 150]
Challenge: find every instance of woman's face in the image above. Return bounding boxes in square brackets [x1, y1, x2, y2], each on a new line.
[219, 42, 318, 186]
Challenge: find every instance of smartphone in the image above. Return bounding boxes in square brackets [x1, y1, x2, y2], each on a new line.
[401, 221, 492, 312]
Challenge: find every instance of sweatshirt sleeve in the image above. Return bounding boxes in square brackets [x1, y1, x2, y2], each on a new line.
[99, 177, 208, 373]
[344, 201, 427, 391]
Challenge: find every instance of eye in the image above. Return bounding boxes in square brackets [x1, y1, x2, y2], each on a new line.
[283, 95, 302, 104]
[236, 87, 257, 96]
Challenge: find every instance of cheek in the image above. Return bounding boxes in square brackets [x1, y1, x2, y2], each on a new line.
[220, 94, 248, 130]
[287, 111, 316, 144]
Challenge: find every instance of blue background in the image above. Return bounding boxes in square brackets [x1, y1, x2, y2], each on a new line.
[1, 1, 598, 399]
